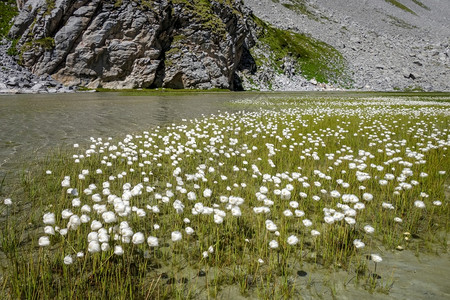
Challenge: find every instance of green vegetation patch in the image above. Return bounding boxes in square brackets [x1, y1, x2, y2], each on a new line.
[253, 16, 350, 85]
[173, 0, 230, 36]
[0, 0, 18, 38]
[281, 0, 321, 22]
[384, 0, 416, 15]
[385, 15, 417, 29]
[411, 0, 430, 11]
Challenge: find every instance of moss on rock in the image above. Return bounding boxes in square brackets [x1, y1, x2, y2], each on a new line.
[252, 16, 351, 85]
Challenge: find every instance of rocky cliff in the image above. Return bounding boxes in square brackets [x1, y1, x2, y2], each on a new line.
[8, 0, 255, 90]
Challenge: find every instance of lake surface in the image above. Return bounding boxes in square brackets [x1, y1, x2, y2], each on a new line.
[0, 92, 262, 178]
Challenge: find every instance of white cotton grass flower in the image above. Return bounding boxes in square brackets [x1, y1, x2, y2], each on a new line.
[61, 209, 73, 219]
[132, 232, 145, 244]
[38, 236, 50, 247]
[311, 230, 320, 236]
[43, 212, 56, 225]
[214, 214, 224, 224]
[185, 227, 194, 235]
[4, 198, 12, 205]
[203, 188, 212, 198]
[63, 255, 73, 265]
[260, 186, 269, 194]
[80, 214, 90, 223]
[46, 170, 52, 175]
[258, 258, 264, 264]
[289, 201, 299, 208]
[114, 245, 124, 255]
[283, 209, 293, 217]
[302, 219, 312, 227]
[72, 198, 81, 207]
[81, 205, 91, 213]
[295, 210, 305, 217]
[354, 202, 365, 210]
[44, 226, 55, 235]
[92, 194, 102, 202]
[364, 225, 375, 234]
[265, 220, 278, 232]
[91, 220, 103, 231]
[344, 217, 356, 225]
[88, 241, 101, 253]
[433, 201, 442, 206]
[147, 236, 159, 247]
[68, 215, 81, 230]
[379, 180, 388, 186]
[202, 251, 209, 258]
[61, 177, 70, 187]
[394, 217, 403, 223]
[362, 193, 373, 201]
[287, 235, 299, 245]
[171, 231, 182, 242]
[330, 190, 341, 198]
[269, 240, 279, 249]
[87, 232, 99, 242]
[353, 239, 365, 249]
[414, 200, 425, 209]
[187, 191, 197, 201]
[101, 243, 110, 252]
[382, 202, 394, 210]
[371, 254, 382, 263]
[280, 189, 291, 200]
[324, 216, 334, 224]
[231, 206, 242, 217]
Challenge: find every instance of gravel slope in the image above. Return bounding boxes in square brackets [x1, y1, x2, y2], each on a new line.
[244, 0, 450, 91]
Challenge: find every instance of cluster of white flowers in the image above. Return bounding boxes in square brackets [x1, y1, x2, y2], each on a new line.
[35, 97, 447, 269]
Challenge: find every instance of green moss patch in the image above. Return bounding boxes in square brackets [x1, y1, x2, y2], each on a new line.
[173, 0, 227, 36]
[385, 15, 417, 29]
[0, 0, 18, 38]
[411, 0, 430, 11]
[281, 0, 321, 22]
[252, 16, 350, 85]
[384, 0, 416, 15]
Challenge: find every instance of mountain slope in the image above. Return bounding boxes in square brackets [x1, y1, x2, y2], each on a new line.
[3, 0, 449, 92]
[243, 0, 450, 91]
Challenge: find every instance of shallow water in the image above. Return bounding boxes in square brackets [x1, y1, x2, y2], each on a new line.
[0, 92, 262, 178]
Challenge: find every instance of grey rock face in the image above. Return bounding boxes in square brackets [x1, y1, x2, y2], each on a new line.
[0, 39, 74, 94]
[9, 0, 255, 90]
